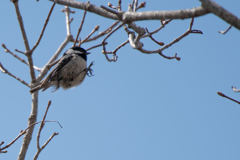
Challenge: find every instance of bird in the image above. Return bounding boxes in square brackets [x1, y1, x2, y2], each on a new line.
[29, 46, 93, 94]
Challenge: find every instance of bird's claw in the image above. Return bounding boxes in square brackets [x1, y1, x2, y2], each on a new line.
[85, 61, 94, 77]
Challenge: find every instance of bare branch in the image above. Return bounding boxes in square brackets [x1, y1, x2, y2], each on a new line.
[101, 5, 122, 18]
[217, 91, 240, 105]
[0, 119, 61, 153]
[133, 0, 138, 12]
[0, 141, 7, 153]
[136, 2, 146, 11]
[123, 6, 208, 23]
[86, 42, 108, 51]
[15, 49, 26, 55]
[102, 23, 124, 62]
[12, 0, 36, 82]
[200, 0, 240, 30]
[62, 6, 75, 36]
[31, 3, 56, 53]
[218, 25, 232, 34]
[81, 25, 100, 44]
[112, 39, 129, 53]
[33, 100, 60, 160]
[133, 18, 202, 54]
[33, 132, 58, 160]
[73, 9, 87, 47]
[11, 0, 30, 51]
[143, 19, 172, 38]
[0, 62, 29, 87]
[232, 86, 240, 92]
[49, 0, 118, 20]
[108, 2, 118, 10]
[146, 28, 164, 46]
[50, 0, 209, 23]
[85, 21, 120, 43]
[158, 52, 181, 61]
[157, 18, 202, 53]
[37, 100, 51, 150]
[2, 44, 41, 72]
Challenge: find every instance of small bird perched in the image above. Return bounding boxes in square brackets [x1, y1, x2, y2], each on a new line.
[30, 46, 93, 94]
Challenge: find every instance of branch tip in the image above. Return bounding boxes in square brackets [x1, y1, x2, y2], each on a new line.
[191, 30, 203, 34]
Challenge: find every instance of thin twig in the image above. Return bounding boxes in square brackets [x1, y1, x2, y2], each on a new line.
[113, 40, 129, 53]
[73, 9, 87, 47]
[62, 6, 75, 36]
[81, 25, 100, 44]
[232, 86, 240, 92]
[136, 2, 146, 11]
[12, 0, 30, 51]
[158, 52, 180, 61]
[2, 44, 41, 71]
[118, 0, 122, 11]
[138, 18, 202, 54]
[86, 42, 108, 51]
[218, 25, 232, 34]
[31, 3, 56, 53]
[108, 2, 118, 10]
[34, 100, 60, 160]
[37, 100, 52, 150]
[142, 19, 172, 38]
[102, 23, 124, 62]
[15, 0, 37, 157]
[158, 18, 202, 52]
[145, 28, 164, 46]
[133, 0, 138, 12]
[0, 119, 61, 153]
[85, 21, 120, 43]
[0, 62, 29, 87]
[100, 5, 121, 17]
[217, 91, 240, 105]
[12, 0, 36, 83]
[15, 49, 25, 55]
[103, 40, 129, 54]
[33, 132, 58, 160]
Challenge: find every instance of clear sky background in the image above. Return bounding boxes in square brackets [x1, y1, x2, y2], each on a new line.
[1, 0, 240, 160]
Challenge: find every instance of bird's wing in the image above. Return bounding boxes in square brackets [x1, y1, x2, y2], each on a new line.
[40, 54, 73, 86]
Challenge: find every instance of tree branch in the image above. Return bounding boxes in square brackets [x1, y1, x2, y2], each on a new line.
[49, 0, 209, 22]
[232, 86, 240, 92]
[122, 6, 209, 23]
[62, 6, 75, 37]
[200, 0, 240, 30]
[2, 44, 41, 72]
[49, 0, 118, 20]
[11, 0, 30, 51]
[33, 100, 60, 160]
[218, 25, 232, 34]
[31, 3, 56, 53]
[217, 91, 240, 105]
[84, 21, 120, 43]
[0, 118, 61, 155]
[0, 62, 30, 87]
[73, 9, 87, 47]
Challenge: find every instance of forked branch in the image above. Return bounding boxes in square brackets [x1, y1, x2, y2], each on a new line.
[0, 100, 61, 155]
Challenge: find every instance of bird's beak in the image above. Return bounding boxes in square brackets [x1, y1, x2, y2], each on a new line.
[86, 52, 91, 55]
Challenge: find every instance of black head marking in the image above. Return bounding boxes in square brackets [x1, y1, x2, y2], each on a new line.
[71, 46, 87, 53]
[64, 47, 88, 61]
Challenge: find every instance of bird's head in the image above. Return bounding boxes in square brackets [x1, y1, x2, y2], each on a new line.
[64, 46, 90, 61]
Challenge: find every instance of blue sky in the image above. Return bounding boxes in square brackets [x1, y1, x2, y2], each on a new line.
[1, 0, 240, 160]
